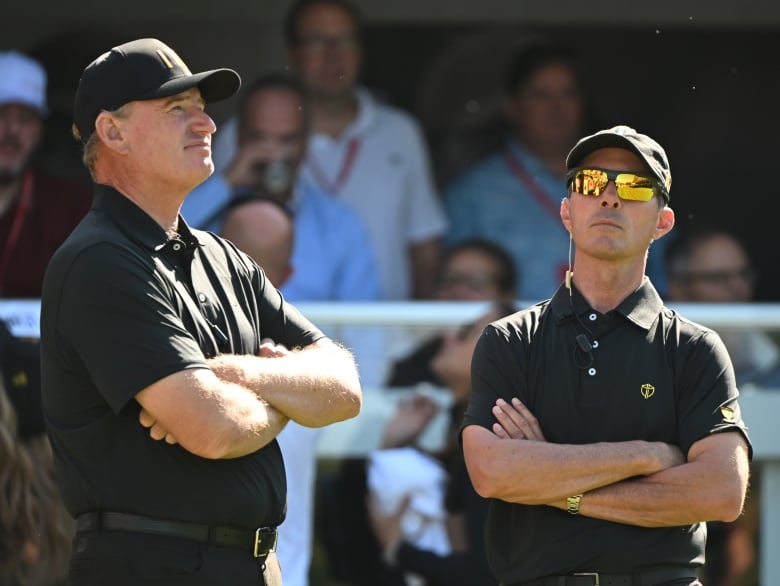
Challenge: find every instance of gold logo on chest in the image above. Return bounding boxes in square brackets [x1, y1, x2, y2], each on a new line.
[640, 383, 655, 399]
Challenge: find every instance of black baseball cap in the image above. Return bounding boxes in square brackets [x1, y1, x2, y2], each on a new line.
[566, 125, 672, 202]
[73, 38, 241, 142]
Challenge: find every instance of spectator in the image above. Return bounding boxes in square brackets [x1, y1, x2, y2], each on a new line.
[665, 224, 780, 389]
[444, 43, 672, 302]
[387, 238, 517, 388]
[443, 42, 582, 303]
[183, 73, 380, 302]
[221, 197, 295, 287]
[0, 51, 91, 298]
[0, 366, 71, 586]
[322, 303, 514, 586]
[185, 72, 381, 586]
[665, 224, 763, 586]
[213, 0, 448, 300]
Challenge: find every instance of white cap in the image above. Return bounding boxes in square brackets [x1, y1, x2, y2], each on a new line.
[0, 51, 47, 115]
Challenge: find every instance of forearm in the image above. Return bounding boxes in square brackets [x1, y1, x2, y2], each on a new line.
[551, 435, 751, 527]
[203, 382, 290, 459]
[464, 426, 679, 503]
[136, 369, 289, 460]
[209, 341, 361, 427]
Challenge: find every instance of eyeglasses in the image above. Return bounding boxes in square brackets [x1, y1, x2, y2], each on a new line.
[567, 167, 667, 203]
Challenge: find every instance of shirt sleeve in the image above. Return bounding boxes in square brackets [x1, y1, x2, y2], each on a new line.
[461, 322, 527, 434]
[676, 329, 752, 459]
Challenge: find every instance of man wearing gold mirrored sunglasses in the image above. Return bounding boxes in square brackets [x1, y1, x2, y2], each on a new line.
[461, 125, 752, 586]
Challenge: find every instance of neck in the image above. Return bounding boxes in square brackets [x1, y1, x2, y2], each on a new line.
[570, 257, 647, 313]
[97, 167, 186, 236]
[310, 93, 359, 138]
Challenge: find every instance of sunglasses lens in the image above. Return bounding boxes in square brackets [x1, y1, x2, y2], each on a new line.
[615, 174, 656, 201]
[572, 169, 608, 196]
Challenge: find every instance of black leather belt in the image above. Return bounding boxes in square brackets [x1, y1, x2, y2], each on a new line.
[76, 511, 277, 559]
[508, 566, 697, 586]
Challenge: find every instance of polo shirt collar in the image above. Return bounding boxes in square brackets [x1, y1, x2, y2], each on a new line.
[346, 87, 377, 137]
[92, 184, 200, 252]
[550, 277, 663, 331]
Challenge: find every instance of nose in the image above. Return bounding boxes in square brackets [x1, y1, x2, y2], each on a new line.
[193, 109, 217, 136]
[600, 181, 621, 208]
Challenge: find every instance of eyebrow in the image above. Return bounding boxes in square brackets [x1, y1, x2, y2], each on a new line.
[162, 90, 206, 109]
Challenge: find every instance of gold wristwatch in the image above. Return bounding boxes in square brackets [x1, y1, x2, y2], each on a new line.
[567, 493, 583, 515]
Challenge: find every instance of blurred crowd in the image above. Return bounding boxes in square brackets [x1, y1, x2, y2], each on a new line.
[0, 1, 772, 585]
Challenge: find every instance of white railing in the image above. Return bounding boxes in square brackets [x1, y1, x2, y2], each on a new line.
[3, 299, 779, 584]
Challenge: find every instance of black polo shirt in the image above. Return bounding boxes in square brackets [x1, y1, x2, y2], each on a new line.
[462, 278, 751, 584]
[41, 184, 324, 529]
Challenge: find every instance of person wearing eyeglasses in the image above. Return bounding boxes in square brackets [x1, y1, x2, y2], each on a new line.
[387, 238, 518, 389]
[666, 224, 780, 390]
[461, 125, 752, 586]
[665, 225, 765, 586]
[211, 0, 448, 301]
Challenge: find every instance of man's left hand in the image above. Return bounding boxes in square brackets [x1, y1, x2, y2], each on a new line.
[492, 397, 546, 441]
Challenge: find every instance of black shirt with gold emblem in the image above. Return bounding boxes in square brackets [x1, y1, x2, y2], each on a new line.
[41, 185, 324, 529]
[462, 278, 751, 584]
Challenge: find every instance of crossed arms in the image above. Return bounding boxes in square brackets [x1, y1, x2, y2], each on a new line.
[136, 337, 361, 459]
[462, 398, 750, 528]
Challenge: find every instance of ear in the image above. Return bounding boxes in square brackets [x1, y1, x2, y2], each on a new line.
[560, 196, 572, 233]
[653, 207, 675, 240]
[94, 112, 130, 154]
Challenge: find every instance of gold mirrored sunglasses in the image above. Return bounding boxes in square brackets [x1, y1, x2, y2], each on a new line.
[567, 167, 668, 203]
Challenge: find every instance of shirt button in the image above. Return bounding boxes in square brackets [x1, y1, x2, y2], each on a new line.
[591, 340, 599, 349]
[172, 242, 182, 251]
[588, 313, 597, 321]
[588, 367, 597, 376]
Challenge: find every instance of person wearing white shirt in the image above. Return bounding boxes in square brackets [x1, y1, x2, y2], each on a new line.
[214, 0, 447, 300]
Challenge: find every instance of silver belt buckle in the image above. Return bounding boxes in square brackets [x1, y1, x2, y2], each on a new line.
[573, 572, 600, 586]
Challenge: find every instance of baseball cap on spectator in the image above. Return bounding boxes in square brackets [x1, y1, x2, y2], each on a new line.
[566, 125, 672, 202]
[73, 37, 241, 142]
[0, 51, 47, 115]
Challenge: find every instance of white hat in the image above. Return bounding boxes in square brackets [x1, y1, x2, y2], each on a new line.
[0, 51, 47, 115]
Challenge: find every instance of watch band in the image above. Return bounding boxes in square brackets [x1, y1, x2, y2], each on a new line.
[567, 493, 583, 515]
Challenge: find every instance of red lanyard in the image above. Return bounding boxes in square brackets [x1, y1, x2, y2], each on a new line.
[503, 148, 561, 220]
[0, 169, 34, 293]
[307, 137, 361, 195]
